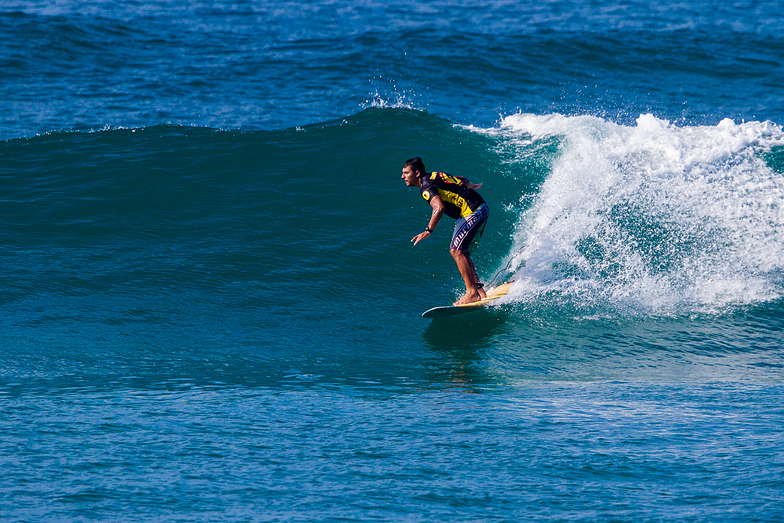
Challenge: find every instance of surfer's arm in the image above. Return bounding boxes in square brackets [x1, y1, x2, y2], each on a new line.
[412, 195, 444, 246]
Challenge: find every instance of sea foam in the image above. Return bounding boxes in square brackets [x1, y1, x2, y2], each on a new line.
[483, 113, 784, 314]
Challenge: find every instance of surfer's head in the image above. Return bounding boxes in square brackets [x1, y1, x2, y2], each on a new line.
[403, 157, 426, 177]
[402, 157, 426, 187]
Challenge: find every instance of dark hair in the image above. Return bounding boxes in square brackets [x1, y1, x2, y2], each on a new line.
[403, 157, 426, 177]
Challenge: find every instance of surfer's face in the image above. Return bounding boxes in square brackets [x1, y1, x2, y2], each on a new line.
[401, 166, 419, 187]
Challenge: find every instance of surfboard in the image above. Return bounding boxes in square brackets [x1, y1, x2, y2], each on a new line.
[422, 281, 514, 318]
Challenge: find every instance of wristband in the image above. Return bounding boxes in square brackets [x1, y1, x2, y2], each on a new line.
[425, 227, 433, 233]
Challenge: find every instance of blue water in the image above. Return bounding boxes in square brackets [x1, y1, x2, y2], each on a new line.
[2, 1, 784, 521]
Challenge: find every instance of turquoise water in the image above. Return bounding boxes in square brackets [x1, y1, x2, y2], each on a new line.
[2, 1, 784, 521]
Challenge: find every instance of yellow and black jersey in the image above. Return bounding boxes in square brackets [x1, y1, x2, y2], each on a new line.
[420, 172, 485, 219]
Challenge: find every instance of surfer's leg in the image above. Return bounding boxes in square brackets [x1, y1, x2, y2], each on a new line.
[449, 205, 488, 305]
[466, 254, 487, 300]
[449, 205, 489, 305]
[451, 248, 482, 305]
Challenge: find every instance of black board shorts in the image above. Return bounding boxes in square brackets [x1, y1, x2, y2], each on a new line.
[450, 204, 488, 254]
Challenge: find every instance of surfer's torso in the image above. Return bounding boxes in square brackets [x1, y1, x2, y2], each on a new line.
[419, 172, 486, 219]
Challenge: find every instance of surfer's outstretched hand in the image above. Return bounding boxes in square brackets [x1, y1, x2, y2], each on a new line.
[411, 230, 431, 246]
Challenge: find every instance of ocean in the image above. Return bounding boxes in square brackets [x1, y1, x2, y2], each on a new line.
[2, 1, 784, 521]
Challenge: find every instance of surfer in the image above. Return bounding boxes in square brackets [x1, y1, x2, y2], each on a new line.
[402, 157, 489, 305]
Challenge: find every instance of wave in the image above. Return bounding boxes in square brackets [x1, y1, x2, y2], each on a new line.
[472, 113, 784, 315]
[3, 109, 783, 321]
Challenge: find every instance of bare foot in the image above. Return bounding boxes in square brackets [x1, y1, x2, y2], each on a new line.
[454, 290, 482, 306]
[478, 287, 487, 300]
